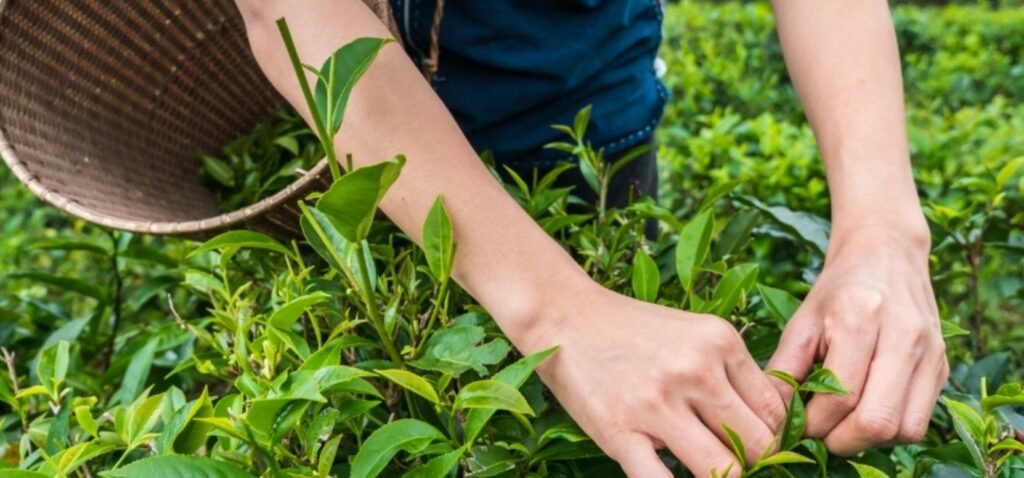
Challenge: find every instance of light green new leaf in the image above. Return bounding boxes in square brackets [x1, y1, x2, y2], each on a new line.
[300, 206, 375, 287]
[409, 325, 511, 376]
[676, 209, 714, 295]
[710, 263, 759, 316]
[188, 230, 295, 260]
[632, 250, 660, 303]
[722, 424, 745, 468]
[36, 340, 70, 398]
[422, 196, 455, 283]
[454, 380, 534, 416]
[314, 38, 393, 134]
[98, 455, 255, 478]
[376, 369, 439, 404]
[800, 368, 850, 395]
[350, 419, 445, 478]
[0, 471, 51, 478]
[941, 320, 971, 338]
[850, 462, 890, 478]
[943, 398, 987, 471]
[268, 292, 331, 330]
[749, 451, 815, 473]
[465, 347, 557, 443]
[317, 156, 406, 242]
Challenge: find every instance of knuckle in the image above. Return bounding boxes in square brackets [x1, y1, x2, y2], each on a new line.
[705, 320, 742, 352]
[759, 393, 788, 432]
[897, 421, 929, 443]
[854, 409, 901, 441]
[833, 287, 885, 317]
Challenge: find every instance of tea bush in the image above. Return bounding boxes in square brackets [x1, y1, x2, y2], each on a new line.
[1, 2, 1023, 477]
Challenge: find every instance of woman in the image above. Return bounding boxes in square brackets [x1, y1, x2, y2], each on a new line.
[235, 1, 948, 476]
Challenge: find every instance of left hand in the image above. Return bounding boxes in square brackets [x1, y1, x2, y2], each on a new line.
[766, 225, 949, 455]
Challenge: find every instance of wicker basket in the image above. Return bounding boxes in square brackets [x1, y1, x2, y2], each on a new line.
[0, 0, 398, 240]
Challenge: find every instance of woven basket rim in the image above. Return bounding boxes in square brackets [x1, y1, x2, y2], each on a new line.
[0, 0, 339, 237]
[0, 124, 328, 235]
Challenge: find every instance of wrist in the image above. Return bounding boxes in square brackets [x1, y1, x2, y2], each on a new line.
[495, 273, 607, 355]
[828, 214, 931, 259]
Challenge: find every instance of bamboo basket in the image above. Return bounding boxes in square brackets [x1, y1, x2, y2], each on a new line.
[0, 0, 398, 240]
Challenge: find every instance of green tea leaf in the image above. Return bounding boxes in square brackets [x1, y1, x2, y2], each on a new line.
[943, 398, 986, 471]
[98, 455, 255, 478]
[454, 380, 535, 416]
[188, 230, 295, 259]
[850, 462, 890, 478]
[409, 325, 511, 376]
[710, 262, 758, 316]
[317, 156, 406, 242]
[780, 390, 806, 451]
[115, 338, 158, 406]
[8, 272, 107, 303]
[722, 424, 746, 467]
[350, 419, 445, 478]
[268, 292, 330, 330]
[800, 368, 850, 395]
[201, 155, 236, 187]
[422, 196, 455, 283]
[465, 347, 557, 443]
[376, 369, 439, 404]
[632, 250, 660, 303]
[941, 320, 971, 339]
[401, 447, 464, 478]
[758, 284, 802, 328]
[36, 340, 70, 398]
[314, 38, 393, 134]
[676, 209, 714, 295]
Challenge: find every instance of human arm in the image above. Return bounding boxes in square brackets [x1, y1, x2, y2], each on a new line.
[233, 1, 784, 475]
[765, 0, 948, 455]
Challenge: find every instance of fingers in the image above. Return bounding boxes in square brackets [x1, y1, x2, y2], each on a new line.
[728, 354, 788, 436]
[803, 314, 877, 438]
[765, 309, 821, 403]
[609, 432, 673, 478]
[695, 387, 779, 465]
[894, 356, 947, 444]
[658, 412, 741, 478]
[821, 321, 924, 455]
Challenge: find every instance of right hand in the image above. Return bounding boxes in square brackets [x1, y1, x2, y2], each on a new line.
[519, 285, 787, 478]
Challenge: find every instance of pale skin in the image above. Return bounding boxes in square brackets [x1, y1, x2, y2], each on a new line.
[234, 1, 948, 476]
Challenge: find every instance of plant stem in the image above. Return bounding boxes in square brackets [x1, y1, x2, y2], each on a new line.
[416, 280, 450, 355]
[354, 242, 403, 366]
[276, 18, 341, 181]
[102, 232, 123, 372]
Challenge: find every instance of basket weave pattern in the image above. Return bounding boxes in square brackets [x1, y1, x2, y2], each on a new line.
[0, 0, 341, 239]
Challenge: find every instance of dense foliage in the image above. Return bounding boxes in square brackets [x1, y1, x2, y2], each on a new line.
[1, 2, 1022, 477]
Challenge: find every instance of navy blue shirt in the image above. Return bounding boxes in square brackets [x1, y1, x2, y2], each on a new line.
[390, 0, 668, 167]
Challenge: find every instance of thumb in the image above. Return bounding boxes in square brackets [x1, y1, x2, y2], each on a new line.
[766, 310, 821, 403]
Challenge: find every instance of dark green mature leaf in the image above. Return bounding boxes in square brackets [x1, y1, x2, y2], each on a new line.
[676, 209, 714, 295]
[714, 209, 759, 259]
[188, 230, 295, 259]
[454, 380, 535, 416]
[99, 455, 255, 478]
[8, 272, 107, 303]
[758, 284, 802, 327]
[314, 38, 393, 134]
[200, 155, 235, 187]
[422, 196, 455, 283]
[173, 388, 215, 454]
[410, 325, 511, 376]
[350, 419, 445, 478]
[736, 196, 830, 255]
[465, 347, 557, 443]
[317, 156, 405, 242]
[401, 448, 465, 478]
[29, 238, 109, 256]
[632, 250, 660, 303]
[115, 338, 158, 406]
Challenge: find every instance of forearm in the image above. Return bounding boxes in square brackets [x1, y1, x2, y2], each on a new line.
[770, 0, 928, 247]
[235, 0, 593, 349]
